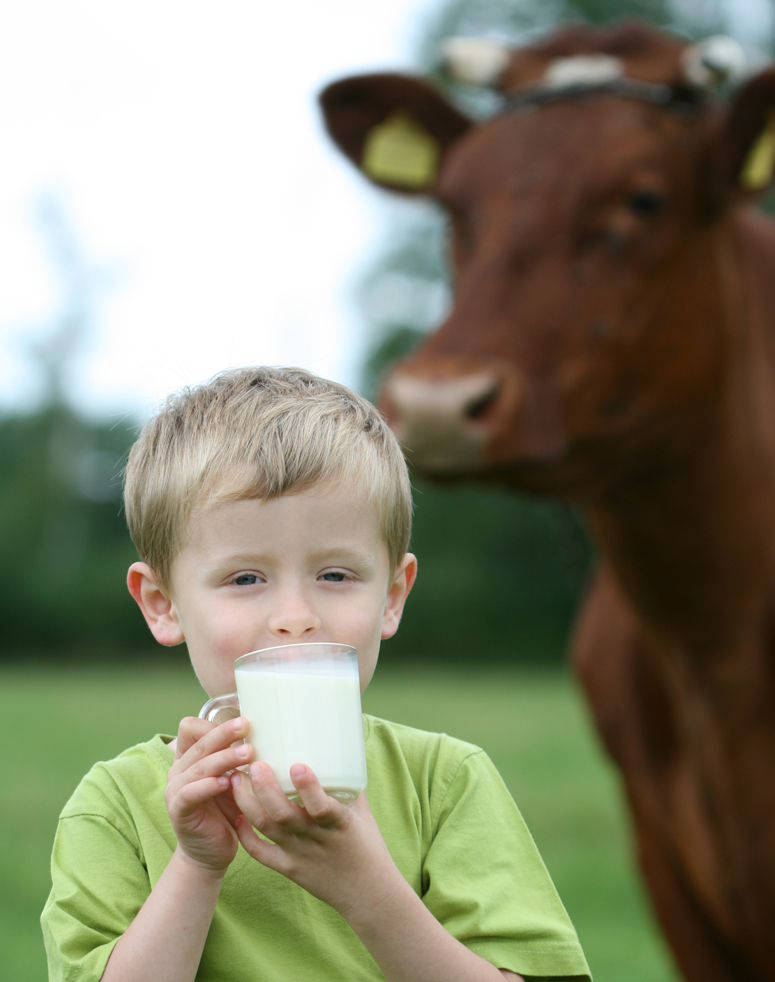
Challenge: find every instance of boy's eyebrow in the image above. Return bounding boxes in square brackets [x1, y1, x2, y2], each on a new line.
[210, 546, 380, 571]
[308, 547, 380, 571]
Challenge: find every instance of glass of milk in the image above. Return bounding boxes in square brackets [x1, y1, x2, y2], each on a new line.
[199, 642, 367, 803]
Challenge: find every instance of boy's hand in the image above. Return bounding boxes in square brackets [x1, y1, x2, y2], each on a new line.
[231, 765, 526, 982]
[231, 762, 404, 918]
[165, 716, 254, 875]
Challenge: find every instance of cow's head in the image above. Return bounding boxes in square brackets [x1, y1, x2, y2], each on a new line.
[320, 23, 775, 497]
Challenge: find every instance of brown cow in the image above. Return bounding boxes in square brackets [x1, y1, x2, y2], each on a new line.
[320, 21, 775, 982]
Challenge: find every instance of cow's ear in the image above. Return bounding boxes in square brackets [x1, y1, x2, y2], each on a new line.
[712, 68, 775, 204]
[319, 73, 472, 195]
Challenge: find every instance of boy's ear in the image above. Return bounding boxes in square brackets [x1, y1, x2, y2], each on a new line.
[381, 553, 418, 640]
[126, 562, 185, 647]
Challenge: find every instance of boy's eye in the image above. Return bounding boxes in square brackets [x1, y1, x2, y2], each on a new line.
[233, 573, 261, 586]
[320, 571, 348, 582]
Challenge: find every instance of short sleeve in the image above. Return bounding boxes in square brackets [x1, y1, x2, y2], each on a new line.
[40, 748, 177, 982]
[42, 809, 152, 982]
[422, 749, 592, 980]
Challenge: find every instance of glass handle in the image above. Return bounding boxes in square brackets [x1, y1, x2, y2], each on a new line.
[199, 692, 240, 722]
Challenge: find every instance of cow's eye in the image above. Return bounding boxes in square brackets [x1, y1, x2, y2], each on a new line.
[628, 190, 667, 215]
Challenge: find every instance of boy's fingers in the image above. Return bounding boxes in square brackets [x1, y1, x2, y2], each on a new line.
[174, 716, 216, 758]
[214, 786, 242, 827]
[169, 743, 253, 789]
[175, 716, 249, 768]
[233, 814, 286, 871]
[230, 769, 285, 842]
[290, 764, 349, 830]
[248, 762, 309, 830]
[167, 775, 231, 816]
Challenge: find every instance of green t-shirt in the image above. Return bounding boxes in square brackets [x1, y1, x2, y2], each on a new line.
[42, 715, 591, 981]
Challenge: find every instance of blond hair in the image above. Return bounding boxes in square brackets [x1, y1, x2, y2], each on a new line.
[124, 367, 412, 588]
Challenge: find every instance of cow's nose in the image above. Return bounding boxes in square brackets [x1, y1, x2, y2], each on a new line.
[380, 370, 502, 472]
[462, 376, 501, 420]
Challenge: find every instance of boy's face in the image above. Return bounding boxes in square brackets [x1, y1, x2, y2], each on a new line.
[129, 483, 416, 698]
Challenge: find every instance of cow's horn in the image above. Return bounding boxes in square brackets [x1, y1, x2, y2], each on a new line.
[440, 37, 511, 86]
[681, 36, 747, 87]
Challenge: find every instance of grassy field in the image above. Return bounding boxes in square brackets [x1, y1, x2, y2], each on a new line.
[2, 660, 679, 982]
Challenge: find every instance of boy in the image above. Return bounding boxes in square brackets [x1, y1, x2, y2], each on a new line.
[42, 367, 592, 982]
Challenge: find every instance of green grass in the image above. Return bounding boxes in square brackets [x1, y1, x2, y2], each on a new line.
[2, 661, 679, 982]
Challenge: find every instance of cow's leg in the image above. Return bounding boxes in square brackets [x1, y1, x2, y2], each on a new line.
[571, 566, 752, 982]
[629, 804, 753, 982]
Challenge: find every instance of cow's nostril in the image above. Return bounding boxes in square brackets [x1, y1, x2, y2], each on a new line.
[465, 382, 500, 420]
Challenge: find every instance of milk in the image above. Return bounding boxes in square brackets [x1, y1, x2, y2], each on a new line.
[235, 658, 367, 801]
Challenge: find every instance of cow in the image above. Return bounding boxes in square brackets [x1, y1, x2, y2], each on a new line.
[319, 21, 775, 982]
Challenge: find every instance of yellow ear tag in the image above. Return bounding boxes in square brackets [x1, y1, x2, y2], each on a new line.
[740, 111, 775, 190]
[361, 112, 440, 190]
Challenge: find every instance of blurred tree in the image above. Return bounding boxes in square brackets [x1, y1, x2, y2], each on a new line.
[0, 198, 152, 659]
[0, 407, 148, 656]
[357, 0, 766, 664]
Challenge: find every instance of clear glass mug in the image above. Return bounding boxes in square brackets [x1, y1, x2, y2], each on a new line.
[199, 642, 367, 803]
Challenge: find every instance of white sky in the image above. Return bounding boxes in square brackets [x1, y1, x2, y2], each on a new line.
[0, 0, 432, 420]
[0, 0, 771, 421]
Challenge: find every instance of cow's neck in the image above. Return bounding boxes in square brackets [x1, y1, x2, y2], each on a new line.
[587, 208, 775, 673]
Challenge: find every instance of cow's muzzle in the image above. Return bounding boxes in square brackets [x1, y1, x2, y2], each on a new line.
[380, 368, 504, 473]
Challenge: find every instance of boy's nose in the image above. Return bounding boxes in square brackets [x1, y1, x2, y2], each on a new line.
[267, 588, 322, 639]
